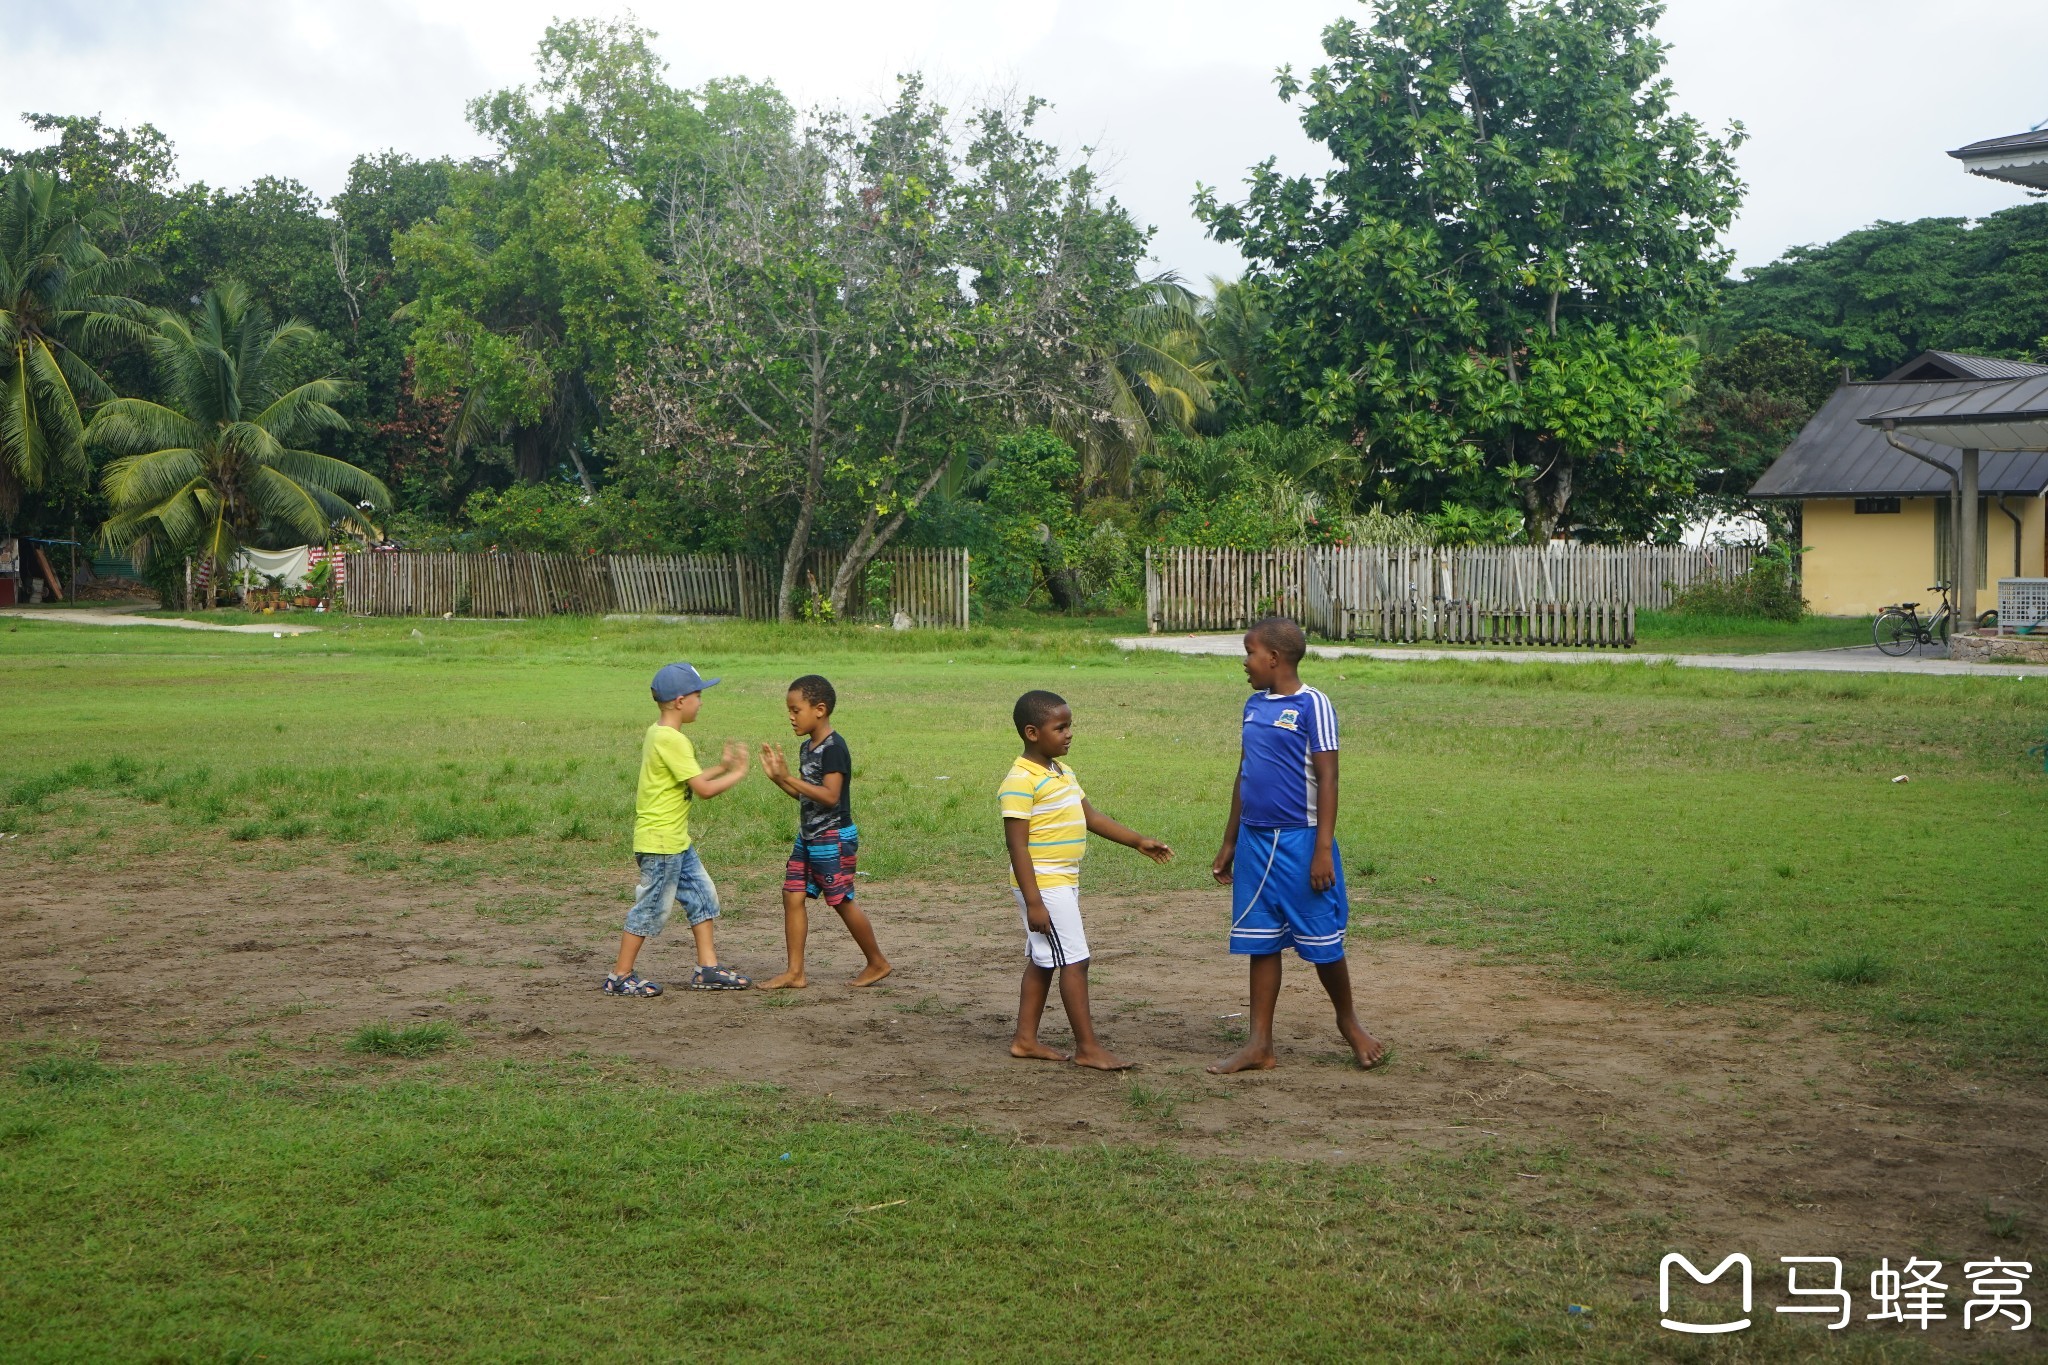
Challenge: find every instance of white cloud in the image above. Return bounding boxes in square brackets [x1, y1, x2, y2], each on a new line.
[5, 0, 2044, 284]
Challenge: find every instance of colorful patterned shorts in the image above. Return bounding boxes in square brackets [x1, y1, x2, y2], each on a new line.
[785, 824, 858, 905]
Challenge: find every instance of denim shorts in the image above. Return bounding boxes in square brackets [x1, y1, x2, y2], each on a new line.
[626, 847, 720, 937]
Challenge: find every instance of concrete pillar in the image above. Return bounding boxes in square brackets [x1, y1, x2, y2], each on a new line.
[1958, 448, 1980, 629]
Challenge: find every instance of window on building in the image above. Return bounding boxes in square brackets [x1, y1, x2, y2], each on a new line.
[1854, 497, 1901, 514]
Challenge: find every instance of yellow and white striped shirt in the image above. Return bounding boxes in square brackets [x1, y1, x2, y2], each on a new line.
[998, 756, 1087, 889]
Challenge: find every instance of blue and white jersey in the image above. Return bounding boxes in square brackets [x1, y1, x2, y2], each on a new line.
[1238, 686, 1339, 828]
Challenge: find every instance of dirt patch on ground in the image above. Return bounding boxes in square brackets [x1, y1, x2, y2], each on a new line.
[5, 846, 2045, 1269]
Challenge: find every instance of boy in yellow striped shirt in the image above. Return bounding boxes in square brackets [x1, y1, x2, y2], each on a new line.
[1000, 690, 1173, 1070]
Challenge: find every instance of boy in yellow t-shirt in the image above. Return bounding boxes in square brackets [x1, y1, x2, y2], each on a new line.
[1000, 689, 1172, 1069]
[605, 662, 752, 997]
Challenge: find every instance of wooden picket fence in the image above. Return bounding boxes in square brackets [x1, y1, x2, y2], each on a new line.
[1375, 600, 1636, 649]
[341, 547, 969, 627]
[1146, 543, 1757, 648]
[787, 546, 973, 628]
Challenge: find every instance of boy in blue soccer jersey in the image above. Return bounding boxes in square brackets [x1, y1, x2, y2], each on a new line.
[1208, 616, 1385, 1074]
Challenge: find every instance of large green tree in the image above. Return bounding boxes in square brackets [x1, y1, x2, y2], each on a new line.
[1715, 204, 2048, 375]
[1196, 0, 1744, 541]
[0, 168, 145, 519]
[0, 114, 188, 260]
[621, 79, 1144, 619]
[398, 18, 715, 488]
[1672, 328, 1837, 532]
[94, 282, 389, 605]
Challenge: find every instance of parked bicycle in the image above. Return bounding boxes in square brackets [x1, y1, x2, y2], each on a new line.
[1872, 582, 1997, 656]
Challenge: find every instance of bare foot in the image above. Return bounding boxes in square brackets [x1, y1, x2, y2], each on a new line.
[1342, 1020, 1386, 1070]
[1207, 1043, 1279, 1075]
[1070, 1045, 1134, 1072]
[849, 961, 893, 987]
[1009, 1039, 1070, 1062]
[758, 971, 807, 991]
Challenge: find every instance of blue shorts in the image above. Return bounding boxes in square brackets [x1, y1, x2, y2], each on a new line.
[1228, 825, 1348, 963]
[626, 847, 719, 937]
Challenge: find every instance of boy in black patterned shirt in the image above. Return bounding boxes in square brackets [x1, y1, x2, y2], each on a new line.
[759, 674, 893, 989]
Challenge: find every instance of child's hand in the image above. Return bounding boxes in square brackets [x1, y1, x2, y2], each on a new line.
[722, 739, 750, 773]
[758, 743, 787, 780]
[1309, 846, 1335, 892]
[1024, 900, 1053, 936]
[1135, 836, 1174, 865]
[1211, 845, 1234, 885]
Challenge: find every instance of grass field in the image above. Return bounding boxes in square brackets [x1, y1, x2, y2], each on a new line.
[4, 610, 2044, 1359]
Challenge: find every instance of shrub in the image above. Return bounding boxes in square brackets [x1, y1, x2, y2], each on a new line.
[1667, 545, 1804, 621]
[1069, 522, 1142, 609]
[1337, 505, 1435, 547]
[138, 548, 189, 609]
[1421, 503, 1522, 546]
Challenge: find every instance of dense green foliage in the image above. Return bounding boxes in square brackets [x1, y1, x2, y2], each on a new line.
[1670, 329, 1838, 530]
[1666, 543, 1806, 621]
[13, 4, 2045, 601]
[1197, 0, 1743, 542]
[1716, 202, 2048, 376]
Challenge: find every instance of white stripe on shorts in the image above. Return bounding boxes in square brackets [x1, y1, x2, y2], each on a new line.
[1013, 884, 1089, 969]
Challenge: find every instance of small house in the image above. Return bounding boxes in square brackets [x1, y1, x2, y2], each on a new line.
[1749, 351, 2048, 616]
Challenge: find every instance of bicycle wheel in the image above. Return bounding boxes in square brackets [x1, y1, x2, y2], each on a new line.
[1933, 611, 1951, 647]
[1873, 610, 1918, 656]
[1978, 609, 1999, 633]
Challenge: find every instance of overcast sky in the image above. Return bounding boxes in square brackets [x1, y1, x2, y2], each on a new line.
[8, 0, 2045, 283]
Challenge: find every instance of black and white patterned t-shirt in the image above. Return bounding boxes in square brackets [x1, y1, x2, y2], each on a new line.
[797, 731, 853, 838]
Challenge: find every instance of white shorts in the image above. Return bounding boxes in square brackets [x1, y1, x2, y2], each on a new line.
[1013, 885, 1089, 968]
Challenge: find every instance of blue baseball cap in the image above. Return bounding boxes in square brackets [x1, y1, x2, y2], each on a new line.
[651, 662, 720, 701]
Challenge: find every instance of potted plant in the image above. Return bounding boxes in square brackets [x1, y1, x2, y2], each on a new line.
[303, 556, 335, 608]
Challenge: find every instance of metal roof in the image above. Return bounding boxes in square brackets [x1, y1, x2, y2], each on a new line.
[1951, 128, 2048, 158]
[1949, 127, 2048, 189]
[1751, 378, 2048, 498]
[1861, 373, 2048, 451]
[1879, 350, 2048, 382]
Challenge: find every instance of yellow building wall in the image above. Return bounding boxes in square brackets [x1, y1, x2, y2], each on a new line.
[1799, 495, 2047, 618]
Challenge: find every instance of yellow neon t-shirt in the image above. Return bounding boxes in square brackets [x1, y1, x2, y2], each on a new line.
[633, 724, 702, 854]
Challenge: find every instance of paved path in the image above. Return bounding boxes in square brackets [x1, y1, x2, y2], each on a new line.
[3, 608, 319, 636]
[1114, 634, 2046, 678]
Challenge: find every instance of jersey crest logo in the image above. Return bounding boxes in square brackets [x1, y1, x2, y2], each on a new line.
[1274, 708, 1300, 731]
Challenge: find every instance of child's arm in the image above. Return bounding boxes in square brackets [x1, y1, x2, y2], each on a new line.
[1004, 817, 1053, 936]
[687, 740, 751, 799]
[1212, 768, 1244, 884]
[1309, 750, 1338, 891]
[1080, 800, 1172, 865]
[758, 744, 843, 806]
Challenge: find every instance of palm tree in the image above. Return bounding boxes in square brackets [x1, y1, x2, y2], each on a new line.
[94, 282, 390, 606]
[0, 168, 146, 517]
[1203, 274, 1269, 414]
[1066, 273, 1220, 497]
